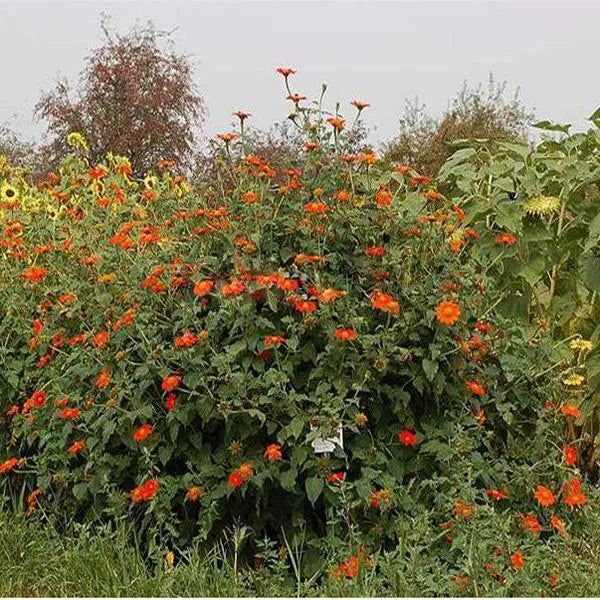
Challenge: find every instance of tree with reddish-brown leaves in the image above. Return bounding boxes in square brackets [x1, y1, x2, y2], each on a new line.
[35, 19, 205, 175]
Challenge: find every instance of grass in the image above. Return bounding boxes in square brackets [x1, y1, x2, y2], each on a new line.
[0, 510, 368, 597]
[4, 507, 600, 597]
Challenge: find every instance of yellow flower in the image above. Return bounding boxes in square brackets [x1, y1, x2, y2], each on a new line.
[143, 175, 158, 190]
[90, 179, 105, 197]
[165, 550, 175, 568]
[0, 182, 19, 202]
[522, 196, 561, 218]
[562, 373, 585, 387]
[21, 195, 41, 213]
[66, 132, 89, 152]
[569, 338, 593, 353]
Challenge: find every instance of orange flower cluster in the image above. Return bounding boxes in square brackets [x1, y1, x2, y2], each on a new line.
[131, 479, 160, 504]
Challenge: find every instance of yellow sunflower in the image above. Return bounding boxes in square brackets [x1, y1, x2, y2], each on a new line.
[522, 196, 561, 218]
[0, 182, 19, 202]
[143, 175, 158, 190]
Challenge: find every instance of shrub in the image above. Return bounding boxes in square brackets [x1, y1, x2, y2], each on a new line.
[0, 71, 593, 583]
[35, 18, 205, 175]
[437, 114, 600, 474]
[383, 76, 533, 177]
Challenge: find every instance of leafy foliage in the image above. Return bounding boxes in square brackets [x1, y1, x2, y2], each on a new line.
[0, 72, 595, 590]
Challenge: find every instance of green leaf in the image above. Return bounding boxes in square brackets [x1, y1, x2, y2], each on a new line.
[356, 481, 372, 500]
[72, 482, 88, 500]
[422, 358, 438, 382]
[532, 120, 571, 134]
[305, 475, 324, 505]
[582, 255, 600, 293]
[517, 255, 547, 286]
[159, 445, 173, 466]
[420, 440, 453, 460]
[280, 469, 297, 491]
[588, 106, 600, 122]
[495, 202, 523, 232]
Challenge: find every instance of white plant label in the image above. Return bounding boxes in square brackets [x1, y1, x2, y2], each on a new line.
[310, 423, 343, 454]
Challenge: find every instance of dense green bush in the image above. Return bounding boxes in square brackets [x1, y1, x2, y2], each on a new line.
[0, 74, 595, 587]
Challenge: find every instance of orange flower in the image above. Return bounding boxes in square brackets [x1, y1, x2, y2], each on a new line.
[560, 404, 581, 419]
[98, 272, 116, 284]
[67, 440, 86, 455]
[24, 389, 47, 412]
[222, 279, 246, 296]
[327, 117, 345, 130]
[186, 486, 204, 501]
[59, 408, 81, 420]
[228, 471, 244, 488]
[521, 514, 542, 535]
[276, 67, 296, 77]
[264, 335, 286, 346]
[365, 246, 385, 257]
[96, 368, 111, 390]
[162, 374, 182, 392]
[304, 201, 328, 214]
[370, 489, 391, 508]
[26, 488, 43, 516]
[398, 430, 417, 446]
[495, 232, 518, 245]
[0, 457, 20, 475]
[131, 479, 159, 503]
[320, 288, 346, 303]
[563, 478, 586, 507]
[335, 189, 351, 202]
[164, 393, 177, 412]
[454, 501, 473, 518]
[93, 331, 110, 349]
[374, 187, 392, 206]
[564, 445, 577, 466]
[334, 328, 357, 341]
[276, 277, 299, 291]
[264, 443, 283, 462]
[465, 380, 485, 396]
[510, 552, 524, 570]
[425, 189, 443, 201]
[371, 290, 400, 314]
[550, 515, 567, 536]
[294, 253, 325, 265]
[351, 100, 370, 111]
[436, 301, 461, 326]
[21, 265, 49, 282]
[287, 94, 307, 103]
[327, 471, 346, 484]
[475, 321, 493, 334]
[294, 299, 318, 313]
[485, 488, 508, 501]
[174, 331, 198, 348]
[193, 279, 215, 297]
[233, 110, 251, 121]
[57, 293, 77, 304]
[241, 191, 259, 204]
[533, 484, 556, 507]
[410, 174, 430, 186]
[238, 463, 254, 480]
[217, 132, 238, 143]
[133, 423, 153, 443]
[453, 204, 466, 223]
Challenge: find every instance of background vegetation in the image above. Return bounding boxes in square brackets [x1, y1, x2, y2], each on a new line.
[1, 17, 599, 598]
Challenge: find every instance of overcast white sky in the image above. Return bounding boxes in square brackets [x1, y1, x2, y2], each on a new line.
[1, 0, 599, 148]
